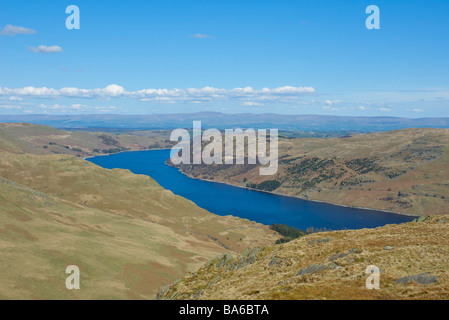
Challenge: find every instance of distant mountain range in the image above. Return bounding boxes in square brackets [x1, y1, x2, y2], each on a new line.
[1, 113, 449, 131]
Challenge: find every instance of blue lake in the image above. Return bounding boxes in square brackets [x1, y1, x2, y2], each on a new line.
[87, 149, 415, 231]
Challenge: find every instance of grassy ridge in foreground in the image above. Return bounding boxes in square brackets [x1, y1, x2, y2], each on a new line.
[157, 216, 449, 300]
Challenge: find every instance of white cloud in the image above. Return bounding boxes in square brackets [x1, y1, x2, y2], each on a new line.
[37, 103, 117, 112]
[102, 84, 125, 97]
[243, 101, 263, 106]
[0, 104, 22, 109]
[325, 99, 342, 106]
[0, 24, 36, 36]
[380, 107, 391, 112]
[192, 34, 214, 38]
[28, 45, 63, 53]
[359, 106, 366, 110]
[412, 108, 424, 112]
[323, 106, 339, 111]
[0, 85, 315, 103]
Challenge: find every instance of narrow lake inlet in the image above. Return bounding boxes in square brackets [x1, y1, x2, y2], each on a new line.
[87, 149, 415, 231]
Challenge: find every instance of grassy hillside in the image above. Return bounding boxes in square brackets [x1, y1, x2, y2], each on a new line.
[0, 122, 174, 157]
[173, 128, 449, 216]
[0, 124, 279, 299]
[157, 216, 449, 300]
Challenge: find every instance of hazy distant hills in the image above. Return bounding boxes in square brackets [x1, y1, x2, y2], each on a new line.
[2, 113, 449, 131]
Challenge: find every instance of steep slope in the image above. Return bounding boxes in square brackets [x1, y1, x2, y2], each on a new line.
[157, 216, 449, 300]
[174, 128, 449, 216]
[0, 153, 277, 253]
[0, 125, 279, 299]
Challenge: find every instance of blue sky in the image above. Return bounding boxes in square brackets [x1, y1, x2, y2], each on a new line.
[0, 0, 448, 116]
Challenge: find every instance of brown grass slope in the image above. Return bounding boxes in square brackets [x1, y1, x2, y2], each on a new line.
[0, 122, 173, 157]
[175, 128, 449, 216]
[0, 124, 278, 299]
[157, 216, 449, 300]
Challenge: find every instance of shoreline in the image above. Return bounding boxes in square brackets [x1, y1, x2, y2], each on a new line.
[83, 147, 172, 161]
[164, 161, 420, 218]
[85, 149, 420, 219]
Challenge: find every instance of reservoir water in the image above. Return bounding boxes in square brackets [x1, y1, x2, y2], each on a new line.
[87, 149, 415, 231]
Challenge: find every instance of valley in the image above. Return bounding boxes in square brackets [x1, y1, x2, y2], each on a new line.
[0, 123, 278, 299]
[1, 122, 448, 300]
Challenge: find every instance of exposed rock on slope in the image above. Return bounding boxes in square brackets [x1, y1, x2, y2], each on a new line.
[157, 216, 449, 300]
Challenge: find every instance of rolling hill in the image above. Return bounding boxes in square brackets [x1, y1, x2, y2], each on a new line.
[0, 123, 278, 299]
[0, 122, 174, 157]
[173, 128, 449, 216]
